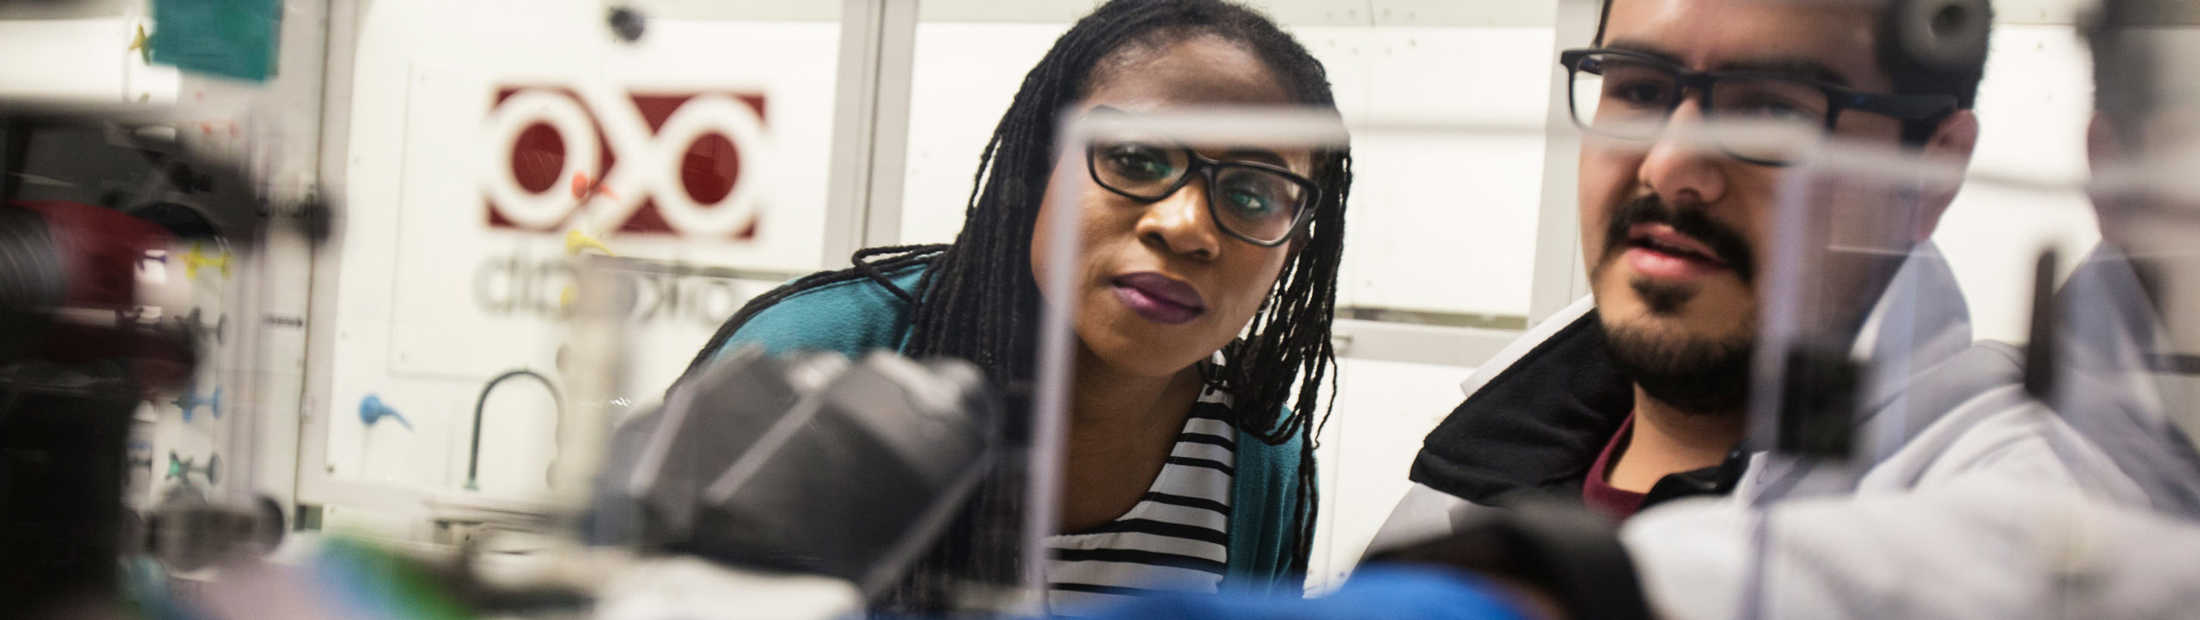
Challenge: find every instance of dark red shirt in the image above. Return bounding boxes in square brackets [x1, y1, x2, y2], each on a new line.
[1581, 414, 1646, 520]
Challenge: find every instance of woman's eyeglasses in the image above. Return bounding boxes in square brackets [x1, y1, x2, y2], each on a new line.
[1086, 142, 1320, 247]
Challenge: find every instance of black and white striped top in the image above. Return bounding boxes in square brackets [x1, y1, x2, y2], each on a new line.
[1045, 388, 1237, 616]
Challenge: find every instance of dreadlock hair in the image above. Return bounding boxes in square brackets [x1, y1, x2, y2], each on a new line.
[902, 0, 1348, 581]
[678, 0, 1350, 608]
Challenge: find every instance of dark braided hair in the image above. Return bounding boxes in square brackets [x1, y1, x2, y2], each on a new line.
[901, 0, 1349, 581]
[679, 0, 1350, 606]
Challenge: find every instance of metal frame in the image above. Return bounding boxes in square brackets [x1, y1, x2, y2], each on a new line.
[295, 0, 373, 513]
[1528, 0, 1598, 326]
[823, 0, 920, 264]
[149, 0, 335, 513]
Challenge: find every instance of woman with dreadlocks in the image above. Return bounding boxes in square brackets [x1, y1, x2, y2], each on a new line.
[672, 0, 1350, 610]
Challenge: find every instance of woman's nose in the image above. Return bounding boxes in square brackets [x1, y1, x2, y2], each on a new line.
[1134, 180, 1223, 261]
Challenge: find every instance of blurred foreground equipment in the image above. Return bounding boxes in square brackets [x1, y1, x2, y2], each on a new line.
[593, 348, 1002, 601]
[0, 100, 328, 616]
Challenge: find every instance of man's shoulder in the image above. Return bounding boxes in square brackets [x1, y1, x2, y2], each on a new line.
[1854, 340, 2144, 501]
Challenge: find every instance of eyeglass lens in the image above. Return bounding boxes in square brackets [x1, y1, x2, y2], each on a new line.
[1570, 51, 1831, 163]
[1090, 143, 1309, 243]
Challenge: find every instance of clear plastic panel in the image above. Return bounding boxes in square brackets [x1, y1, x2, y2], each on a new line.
[1746, 140, 2092, 481]
[1637, 112, 2093, 619]
[2046, 10, 2200, 521]
[2051, 168, 2200, 520]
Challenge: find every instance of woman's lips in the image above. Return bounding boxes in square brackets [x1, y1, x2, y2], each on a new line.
[1111, 272, 1205, 325]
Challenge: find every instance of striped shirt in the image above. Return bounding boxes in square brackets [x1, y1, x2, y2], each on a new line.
[1045, 388, 1237, 616]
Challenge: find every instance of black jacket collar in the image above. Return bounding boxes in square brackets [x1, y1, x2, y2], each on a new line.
[1408, 310, 1741, 509]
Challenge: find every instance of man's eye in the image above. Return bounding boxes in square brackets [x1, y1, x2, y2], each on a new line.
[1608, 80, 1672, 106]
[1729, 97, 1819, 122]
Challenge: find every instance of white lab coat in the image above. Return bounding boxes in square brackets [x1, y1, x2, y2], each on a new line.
[1367, 244, 2153, 618]
[1623, 479, 2200, 619]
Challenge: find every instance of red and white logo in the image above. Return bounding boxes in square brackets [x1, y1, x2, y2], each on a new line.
[482, 85, 768, 238]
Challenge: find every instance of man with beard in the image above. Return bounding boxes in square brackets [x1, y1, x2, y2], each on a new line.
[1582, 5, 2200, 616]
[1367, 0, 2149, 595]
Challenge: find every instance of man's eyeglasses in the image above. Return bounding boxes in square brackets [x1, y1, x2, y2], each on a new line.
[1558, 48, 1958, 165]
[1086, 142, 1320, 247]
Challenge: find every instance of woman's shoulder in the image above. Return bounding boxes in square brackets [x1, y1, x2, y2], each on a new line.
[1231, 419, 1304, 477]
[714, 263, 928, 359]
[1190, 383, 1306, 472]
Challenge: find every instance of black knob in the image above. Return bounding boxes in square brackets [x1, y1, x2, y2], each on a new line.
[608, 6, 647, 43]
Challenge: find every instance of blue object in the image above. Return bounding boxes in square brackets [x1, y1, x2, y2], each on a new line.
[174, 385, 222, 422]
[359, 394, 414, 431]
[1072, 567, 1531, 620]
[700, 264, 1306, 590]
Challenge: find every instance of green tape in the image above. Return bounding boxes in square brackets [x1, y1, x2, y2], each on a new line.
[148, 0, 281, 82]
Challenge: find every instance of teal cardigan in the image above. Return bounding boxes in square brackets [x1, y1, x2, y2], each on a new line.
[702, 265, 1305, 591]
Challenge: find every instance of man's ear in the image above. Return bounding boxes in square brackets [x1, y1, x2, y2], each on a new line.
[1910, 110, 1980, 239]
[2084, 112, 2134, 229]
[2087, 112, 2123, 175]
[1927, 109, 1981, 163]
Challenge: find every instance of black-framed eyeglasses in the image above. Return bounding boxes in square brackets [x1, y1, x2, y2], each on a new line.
[1558, 48, 1958, 165]
[1085, 142, 1320, 247]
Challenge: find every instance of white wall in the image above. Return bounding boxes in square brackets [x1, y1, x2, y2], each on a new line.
[0, 17, 177, 102]
[321, 0, 843, 506]
[1935, 23, 2101, 343]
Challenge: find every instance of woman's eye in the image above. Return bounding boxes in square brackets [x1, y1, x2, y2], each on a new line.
[1225, 189, 1272, 213]
[1105, 148, 1174, 181]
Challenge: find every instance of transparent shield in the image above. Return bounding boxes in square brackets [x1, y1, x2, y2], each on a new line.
[2048, 10, 2200, 521]
[2050, 168, 2200, 520]
[1735, 104, 2131, 617]
[566, 131, 1079, 615]
[562, 252, 1042, 614]
[1744, 141, 2045, 470]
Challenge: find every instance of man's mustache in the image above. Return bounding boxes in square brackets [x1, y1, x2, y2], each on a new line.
[1603, 195, 1757, 284]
